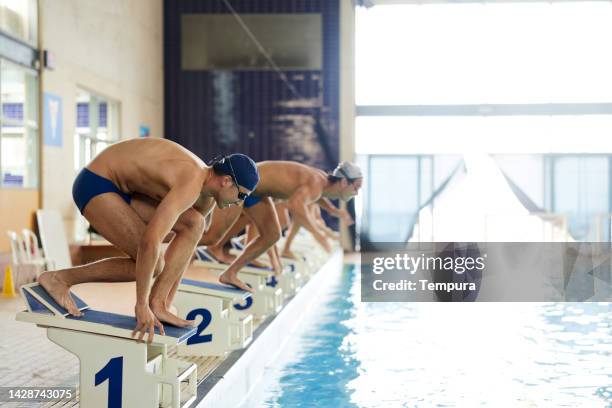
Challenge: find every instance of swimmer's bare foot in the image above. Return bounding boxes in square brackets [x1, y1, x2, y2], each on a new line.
[150, 300, 195, 328]
[281, 249, 298, 260]
[208, 245, 236, 264]
[271, 260, 283, 276]
[38, 272, 82, 316]
[248, 258, 267, 268]
[219, 272, 253, 292]
[168, 304, 178, 315]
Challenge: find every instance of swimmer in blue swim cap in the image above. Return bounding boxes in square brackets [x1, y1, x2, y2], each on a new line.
[39, 138, 259, 343]
[197, 160, 363, 284]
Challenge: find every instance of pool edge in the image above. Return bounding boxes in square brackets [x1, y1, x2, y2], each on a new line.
[194, 249, 345, 407]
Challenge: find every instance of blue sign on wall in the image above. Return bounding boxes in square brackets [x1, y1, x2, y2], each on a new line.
[43, 93, 63, 147]
[139, 125, 150, 137]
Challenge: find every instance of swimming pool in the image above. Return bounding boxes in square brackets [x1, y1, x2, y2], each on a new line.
[245, 264, 611, 407]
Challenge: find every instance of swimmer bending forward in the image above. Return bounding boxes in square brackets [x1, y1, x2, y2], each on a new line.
[38, 138, 259, 342]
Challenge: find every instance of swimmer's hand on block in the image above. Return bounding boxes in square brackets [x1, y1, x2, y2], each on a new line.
[17, 283, 196, 346]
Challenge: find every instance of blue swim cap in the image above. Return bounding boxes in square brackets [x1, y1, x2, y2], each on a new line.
[213, 153, 259, 191]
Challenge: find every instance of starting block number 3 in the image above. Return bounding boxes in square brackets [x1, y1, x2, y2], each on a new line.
[95, 356, 123, 407]
[233, 283, 253, 311]
[186, 308, 213, 345]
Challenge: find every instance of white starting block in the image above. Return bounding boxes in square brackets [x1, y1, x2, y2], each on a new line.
[194, 249, 284, 318]
[196, 264, 283, 319]
[228, 239, 306, 296]
[276, 243, 320, 277]
[280, 259, 307, 292]
[277, 264, 301, 298]
[289, 229, 340, 259]
[16, 283, 198, 408]
[284, 239, 328, 271]
[175, 279, 254, 356]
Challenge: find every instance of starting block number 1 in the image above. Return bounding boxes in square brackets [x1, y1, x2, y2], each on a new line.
[186, 308, 213, 345]
[89, 310, 210, 407]
[95, 356, 123, 408]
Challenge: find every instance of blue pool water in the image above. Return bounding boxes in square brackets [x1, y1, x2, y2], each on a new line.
[248, 265, 611, 407]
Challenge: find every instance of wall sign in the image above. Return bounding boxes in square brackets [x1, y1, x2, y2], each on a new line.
[139, 125, 150, 137]
[43, 92, 63, 147]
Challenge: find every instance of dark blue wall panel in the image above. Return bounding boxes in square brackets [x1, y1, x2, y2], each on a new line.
[163, 0, 340, 171]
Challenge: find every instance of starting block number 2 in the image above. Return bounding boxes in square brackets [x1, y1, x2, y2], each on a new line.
[95, 356, 123, 408]
[186, 308, 213, 345]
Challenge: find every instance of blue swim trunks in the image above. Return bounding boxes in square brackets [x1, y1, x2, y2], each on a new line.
[243, 194, 262, 208]
[72, 168, 132, 214]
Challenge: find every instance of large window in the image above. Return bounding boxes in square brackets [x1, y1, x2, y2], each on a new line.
[355, 1, 612, 242]
[0, 0, 37, 46]
[356, 2, 612, 105]
[356, 154, 461, 247]
[496, 154, 612, 241]
[74, 89, 119, 170]
[0, 59, 38, 188]
[356, 115, 612, 155]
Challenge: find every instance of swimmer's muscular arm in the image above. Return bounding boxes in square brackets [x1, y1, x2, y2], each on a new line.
[317, 197, 352, 219]
[193, 196, 216, 217]
[316, 197, 354, 225]
[288, 185, 331, 252]
[317, 197, 341, 216]
[312, 204, 340, 240]
[135, 183, 200, 307]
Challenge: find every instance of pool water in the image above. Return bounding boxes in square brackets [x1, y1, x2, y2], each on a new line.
[247, 265, 611, 407]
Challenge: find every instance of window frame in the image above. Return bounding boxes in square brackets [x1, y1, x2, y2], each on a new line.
[74, 87, 121, 171]
[0, 58, 39, 190]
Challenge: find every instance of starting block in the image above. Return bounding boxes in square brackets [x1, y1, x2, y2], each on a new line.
[194, 249, 283, 318]
[16, 283, 198, 408]
[228, 251, 304, 298]
[285, 230, 338, 263]
[278, 259, 306, 293]
[227, 240, 305, 297]
[193, 265, 283, 319]
[277, 264, 301, 298]
[278, 240, 325, 272]
[175, 279, 253, 356]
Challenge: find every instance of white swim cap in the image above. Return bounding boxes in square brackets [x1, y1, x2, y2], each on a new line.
[332, 161, 363, 180]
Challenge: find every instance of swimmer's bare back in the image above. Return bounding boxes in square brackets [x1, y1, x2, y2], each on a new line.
[87, 138, 207, 203]
[254, 161, 328, 201]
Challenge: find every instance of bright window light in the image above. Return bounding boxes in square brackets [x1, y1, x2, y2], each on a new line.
[356, 115, 612, 154]
[356, 2, 612, 105]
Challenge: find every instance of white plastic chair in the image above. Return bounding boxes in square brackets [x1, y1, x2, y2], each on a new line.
[36, 210, 73, 270]
[7, 230, 24, 266]
[22, 228, 54, 271]
[6, 230, 47, 280]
